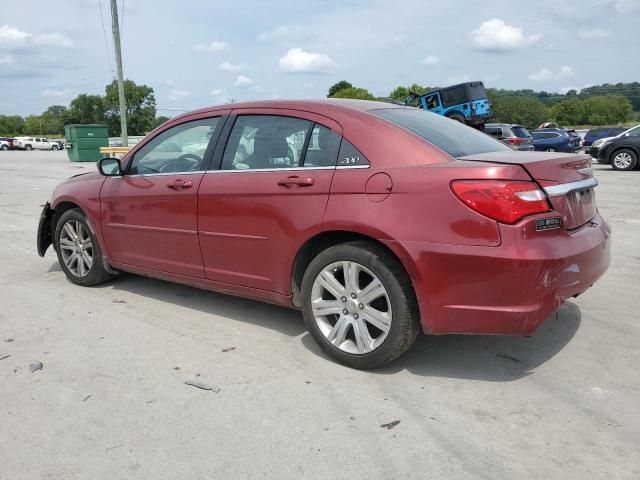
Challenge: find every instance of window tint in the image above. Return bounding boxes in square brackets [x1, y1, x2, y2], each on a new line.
[373, 108, 510, 158]
[442, 85, 466, 105]
[337, 138, 370, 166]
[221, 115, 311, 170]
[35, 138, 41, 142]
[511, 126, 530, 138]
[425, 94, 440, 109]
[128, 117, 219, 175]
[627, 126, 640, 137]
[468, 82, 487, 101]
[302, 124, 341, 167]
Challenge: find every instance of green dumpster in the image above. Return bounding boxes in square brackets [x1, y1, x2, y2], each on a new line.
[64, 124, 109, 162]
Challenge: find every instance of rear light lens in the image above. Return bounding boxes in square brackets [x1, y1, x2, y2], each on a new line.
[451, 180, 551, 224]
[507, 138, 524, 145]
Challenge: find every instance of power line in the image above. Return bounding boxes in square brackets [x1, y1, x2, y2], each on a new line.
[98, 0, 115, 74]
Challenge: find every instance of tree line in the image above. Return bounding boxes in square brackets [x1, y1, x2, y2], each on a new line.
[0, 79, 167, 137]
[327, 81, 637, 128]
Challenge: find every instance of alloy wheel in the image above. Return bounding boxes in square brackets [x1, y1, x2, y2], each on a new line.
[311, 261, 392, 354]
[59, 220, 93, 277]
[613, 152, 633, 169]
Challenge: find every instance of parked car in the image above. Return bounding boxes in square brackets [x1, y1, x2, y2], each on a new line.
[37, 100, 610, 369]
[530, 128, 580, 152]
[583, 127, 627, 147]
[593, 124, 640, 170]
[0, 137, 17, 150]
[14, 137, 61, 150]
[485, 123, 534, 151]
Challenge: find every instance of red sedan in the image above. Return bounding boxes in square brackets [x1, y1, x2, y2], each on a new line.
[37, 100, 610, 368]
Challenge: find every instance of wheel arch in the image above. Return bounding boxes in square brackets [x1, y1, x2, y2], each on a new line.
[609, 145, 640, 164]
[290, 230, 420, 312]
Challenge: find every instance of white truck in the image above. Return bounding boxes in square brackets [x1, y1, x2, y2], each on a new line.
[14, 137, 61, 151]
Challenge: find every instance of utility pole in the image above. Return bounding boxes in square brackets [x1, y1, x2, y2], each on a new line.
[110, 0, 127, 146]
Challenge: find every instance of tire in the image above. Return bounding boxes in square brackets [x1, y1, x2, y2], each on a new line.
[446, 113, 466, 124]
[52, 144, 58, 151]
[611, 148, 638, 171]
[54, 209, 113, 286]
[545, 147, 558, 152]
[25, 144, 32, 151]
[301, 241, 420, 369]
[1, 145, 8, 151]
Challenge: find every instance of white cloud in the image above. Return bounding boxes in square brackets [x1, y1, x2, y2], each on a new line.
[168, 89, 191, 101]
[33, 33, 73, 48]
[210, 88, 225, 96]
[615, 0, 640, 13]
[234, 75, 253, 87]
[559, 86, 580, 94]
[0, 24, 73, 48]
[471, 18, 541, 51]
[529, 65, 575, 82]
[42, 88, 71, 97]
[578, 28, 611, 39]
[193, 40, 227, 52]
[390, 34, 404, 45]
[0, 54, 13, 65]
[557, 65, 574, 79]
[420, 55, 439, 65]
[218, 61, 247, 72]
[278, 48, 336, 73]
[258, 26, 293, 42]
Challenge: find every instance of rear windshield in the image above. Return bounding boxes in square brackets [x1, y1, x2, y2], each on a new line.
[372, 108, 510, 158]
[511, 126, 530, 138]
[468, 82, 487, 101]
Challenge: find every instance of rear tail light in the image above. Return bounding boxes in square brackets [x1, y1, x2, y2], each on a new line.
[507, 138, 525, 145]
[450, 180, 551, 224]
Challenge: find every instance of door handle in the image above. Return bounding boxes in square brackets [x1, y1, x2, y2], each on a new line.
[277, 176, 315, 187]
[167, 179, 193, 190]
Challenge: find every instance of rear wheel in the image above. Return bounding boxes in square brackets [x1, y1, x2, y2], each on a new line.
[25, 144, 32, 151]
[52, 144, 58, 151]
[447, 113, 466, 124]
[1, 145, 7, 151]
[54, 209, 113, 286]
[301, 241, 420, 369]
[611, 149, 638, 171]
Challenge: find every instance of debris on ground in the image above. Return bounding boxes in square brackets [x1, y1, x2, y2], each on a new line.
[4, 338, 13, 342]
[30, 362, 43, 372]
[184, 380, 221, 393]
[112, 299, 127, 304]
[496, 353, 521, 363]
[221, 346, 236, 352]
[83, 395, 92, 402]
[305, 380, 311, 384]
[174, 367, 181, 370]
[0, 354, 11, 361]
[380, 420, 400, 430]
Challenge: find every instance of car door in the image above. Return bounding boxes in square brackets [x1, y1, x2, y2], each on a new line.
[198, 110, 342, 294]
[100, 114, 227, 277]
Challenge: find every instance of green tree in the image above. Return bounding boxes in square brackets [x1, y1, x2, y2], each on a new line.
[329, 87, 376, 100]
[583, 95, 633, 125]
[488, 93, 548, 128]
[389, 86, 410, 101]
[65, 94, 106, 125]
[327, 80, 353, 98]
[0, 115, 26, 136]
[151, 115, 169, 130]
[104, 79, 157, 136]
[551, 98, 585, 125]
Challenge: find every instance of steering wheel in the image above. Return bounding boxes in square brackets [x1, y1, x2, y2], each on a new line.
[159, 153, 202, 173]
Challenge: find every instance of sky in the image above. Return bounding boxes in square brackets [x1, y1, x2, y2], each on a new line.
[1, 0, 639, 117]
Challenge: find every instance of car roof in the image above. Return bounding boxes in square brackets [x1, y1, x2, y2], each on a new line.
[171, 99, 405, 122]
[486, 123, 524, 128]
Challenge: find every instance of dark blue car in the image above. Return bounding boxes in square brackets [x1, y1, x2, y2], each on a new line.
[531, 128, 580, 153]
[583, 127, 627, 147]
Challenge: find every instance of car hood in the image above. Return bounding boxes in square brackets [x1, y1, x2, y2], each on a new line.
[61, 171, 104, 184]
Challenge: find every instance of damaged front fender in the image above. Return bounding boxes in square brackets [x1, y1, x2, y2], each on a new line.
[37, 202, 53, 257]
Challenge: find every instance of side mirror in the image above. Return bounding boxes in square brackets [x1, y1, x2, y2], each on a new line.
[624, 133, 630, 137]
[98, 157, 122, 176]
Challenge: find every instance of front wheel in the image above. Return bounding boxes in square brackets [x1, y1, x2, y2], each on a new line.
[611, 149, 638, 171]
[301, 241, 420, 369]
[54, 209, 113, 286]
[545, 147, 558, 152]
[1, 145, 8, 151]
[25, 145, 32, 151]
[447, 113, 466, 124]
[51, 144, 58, 150]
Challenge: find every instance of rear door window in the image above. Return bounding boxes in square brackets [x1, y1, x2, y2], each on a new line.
[372, 108, 510, 157]
[441, 85, 466, 106]
[302, 124, 341, 167]
[511, 126, 530, 138]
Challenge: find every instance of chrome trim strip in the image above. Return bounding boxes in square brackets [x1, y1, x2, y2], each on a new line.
[125, 171, 206, 178]
[203, 165, 370, 174]
[543, 177, 598, 197]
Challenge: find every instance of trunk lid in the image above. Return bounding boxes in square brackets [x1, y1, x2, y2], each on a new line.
[458, 151, 597, 230]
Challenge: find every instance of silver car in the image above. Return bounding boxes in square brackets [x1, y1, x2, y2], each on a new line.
[485, 123, 534, 151]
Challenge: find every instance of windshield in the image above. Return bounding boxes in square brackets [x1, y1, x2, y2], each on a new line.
[373, 108, 510, 158]
[621, 125, 640, 137]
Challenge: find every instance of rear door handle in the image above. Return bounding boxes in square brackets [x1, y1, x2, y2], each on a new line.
[277, 176, 315, 187]
[167, 179, 193, 190]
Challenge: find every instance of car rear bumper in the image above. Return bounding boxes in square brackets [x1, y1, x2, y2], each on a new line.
[391, 212, 611, 335]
